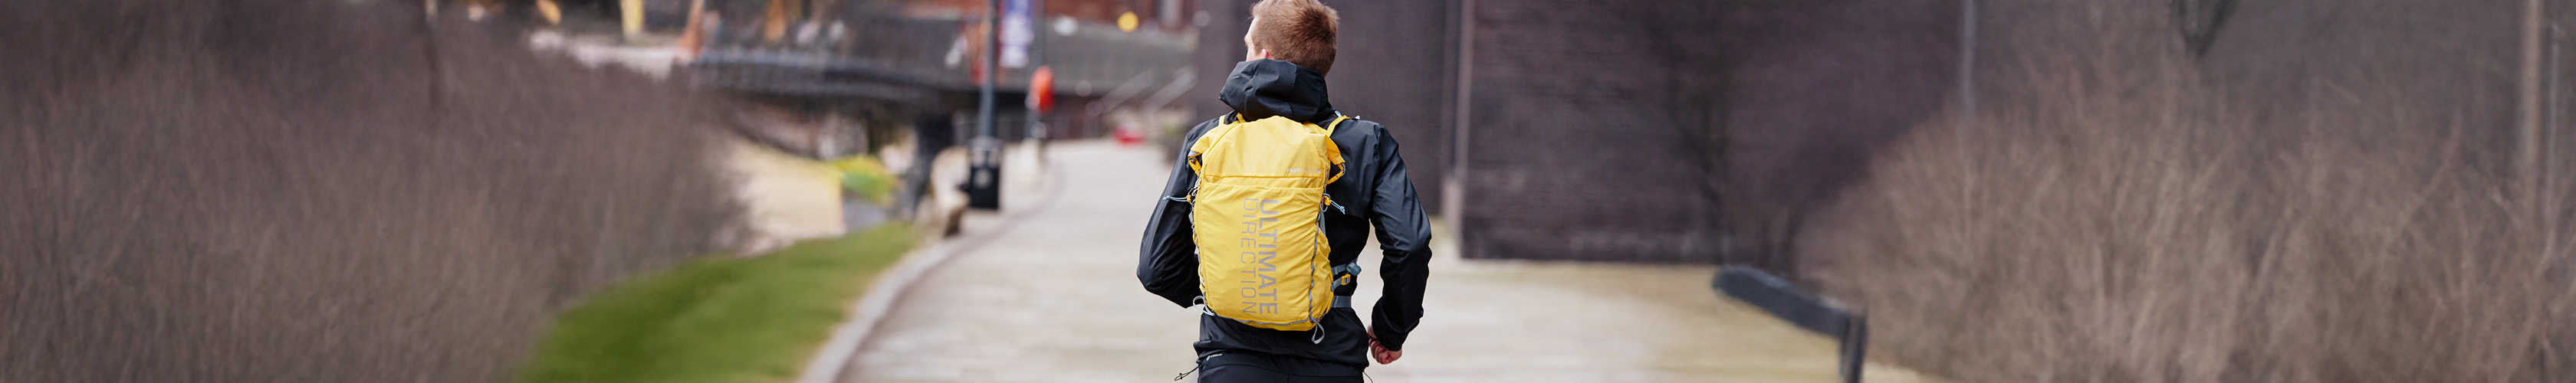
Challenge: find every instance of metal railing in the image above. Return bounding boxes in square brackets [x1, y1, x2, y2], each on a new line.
[1714, 267, 1867, 383]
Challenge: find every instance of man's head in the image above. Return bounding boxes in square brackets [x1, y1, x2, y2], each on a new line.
[1243, 0, 1339, 76]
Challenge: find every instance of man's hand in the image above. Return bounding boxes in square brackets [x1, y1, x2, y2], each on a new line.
[1368, 326, 1402, 365]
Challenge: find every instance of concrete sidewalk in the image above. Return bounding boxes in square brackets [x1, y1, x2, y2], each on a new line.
[840, 140, 1934, 383]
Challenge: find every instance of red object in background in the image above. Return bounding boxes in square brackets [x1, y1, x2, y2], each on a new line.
[1027, 66, 1055, 112]
[1114, 124, 1144, 146]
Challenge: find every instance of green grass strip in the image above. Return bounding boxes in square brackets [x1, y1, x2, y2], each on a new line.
[518, 224, 917, 383]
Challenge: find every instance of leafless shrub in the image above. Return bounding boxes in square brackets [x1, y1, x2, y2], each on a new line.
[1802, 1, 2571, 381]
[0, 1, 741, 381]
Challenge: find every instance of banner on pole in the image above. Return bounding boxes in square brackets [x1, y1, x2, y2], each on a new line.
[1000, 0, 1034, 68]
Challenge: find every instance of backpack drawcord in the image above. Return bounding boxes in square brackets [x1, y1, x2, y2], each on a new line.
[1193, 296, 1217, 317]
[1310, 321, 1326, 344]
[1175, 351, 1224, 381]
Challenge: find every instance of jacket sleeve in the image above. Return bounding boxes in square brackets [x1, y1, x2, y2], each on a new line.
[1365, 129, 1434, 352]
[1138, 131, 1205, 308]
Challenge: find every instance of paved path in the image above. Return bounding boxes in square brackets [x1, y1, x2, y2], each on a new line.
[843, 140, 1935, 383]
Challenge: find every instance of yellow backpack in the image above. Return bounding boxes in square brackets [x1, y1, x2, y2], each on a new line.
[1184, 114, 1358, 338]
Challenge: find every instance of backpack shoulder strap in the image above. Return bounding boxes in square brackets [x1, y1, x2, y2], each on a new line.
[1191, 114, 1263, 175]
[1321, 114, 1353, 134]
[1320, 114, 1352, 184]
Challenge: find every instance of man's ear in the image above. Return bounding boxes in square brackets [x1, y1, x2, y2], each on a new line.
[1257, 49, 1276, 60]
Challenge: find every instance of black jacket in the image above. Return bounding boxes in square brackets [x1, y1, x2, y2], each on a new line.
[1137, 59, 1434, 367]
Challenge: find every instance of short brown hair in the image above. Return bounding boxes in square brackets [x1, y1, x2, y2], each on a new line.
[1249, 0, 1339, 76]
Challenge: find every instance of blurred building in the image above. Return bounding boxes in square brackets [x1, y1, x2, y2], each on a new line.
[685, 0, 1194, 143]
[1192, 0, 1960, 267]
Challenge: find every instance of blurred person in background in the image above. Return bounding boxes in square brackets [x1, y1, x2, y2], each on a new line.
[1136, 0, 1434, 381]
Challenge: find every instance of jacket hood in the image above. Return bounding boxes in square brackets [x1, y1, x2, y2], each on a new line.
[1218, 59, 1336, 123]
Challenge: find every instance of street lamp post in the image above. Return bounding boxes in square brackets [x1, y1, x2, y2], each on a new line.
[964, 0, 1004, 210]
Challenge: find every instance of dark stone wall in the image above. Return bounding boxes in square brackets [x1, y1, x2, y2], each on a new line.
[1451, 1, 1733, 263]
[1193, 0, 1960, 265]
[1188, 1, 1247, 125]
[1191, 0, 1454, 211]
[1322, 0, 1454, 213]
[1451, 0, 1957, 264]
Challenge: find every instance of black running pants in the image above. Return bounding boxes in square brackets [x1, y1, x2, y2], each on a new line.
[1196, 352, 1364, 383]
